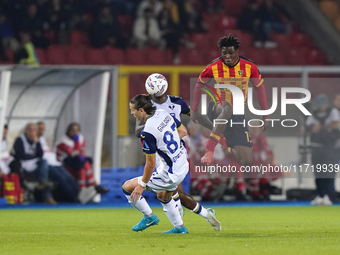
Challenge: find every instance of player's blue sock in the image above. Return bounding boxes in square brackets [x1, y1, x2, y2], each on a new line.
[122, 186, 153, 217]
[192, 202, 209, 218]
[159, 197, 184, 228]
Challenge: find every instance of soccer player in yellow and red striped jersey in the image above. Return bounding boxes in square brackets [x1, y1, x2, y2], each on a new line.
[191, 34, 269, 165]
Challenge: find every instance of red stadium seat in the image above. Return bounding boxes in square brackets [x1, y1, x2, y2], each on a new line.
[246, 48, 266, 65]
[70, 31, 90, 46]
[182, 49, 206, 65]
[223, 0, 249, 17]
[129, 74, 149, 98]
[164, 49, 173, 64]
[66, 46, 86, 65]
[44, 30, 56, 44]
[216, 15, 237, 30]
[126, 48, 146, 65]
[287, 49, 306, 65]
[191, 33, 210, 51]
[265, 49, 287, 65]
[117, 15, 133, 36]
[306, 48, 327, 65]
[87, 48, 107, 65]
[291, 32, 311, 48]
[145, 47, 166, 65]
[272, 33, 292, 53]
[179, 74, 194, 100]
[46, 45, 66, 64]
[203, 13, 217, 33]
[6, 48, 13, 62]
[105, 47, 126, 64]
[206, 49, 221, 62]
[35, 48, 47, 65]
[236, 32, 252, 50]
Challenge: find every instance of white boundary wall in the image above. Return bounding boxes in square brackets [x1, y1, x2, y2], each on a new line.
[0, 71, 11, 161]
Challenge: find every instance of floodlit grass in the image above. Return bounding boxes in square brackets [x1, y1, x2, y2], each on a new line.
[0, 206, 339, 255]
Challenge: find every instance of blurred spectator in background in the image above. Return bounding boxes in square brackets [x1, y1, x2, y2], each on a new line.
[91, 6, 125, 49]
[67, 0, 89, 33]
[238, 0, 265, 48]
[32, 29, 50, 50]
[14, 32, 40, 67]
[0, 13, 20, 61]
[46, 0, 69, 44]
[201, 0, 222, 13]
[11, 123, 56, 204]
[37, 122, 97, 204]
[137, 0, 163, 17]
[333, 92, 340, 118]
[181, 0, 207, 35]
[158, 5, 180, 64]
[258, 0, 292, 48]
[306, 94, 340, 205]
[15, 3, 46, 37]
[133, 7, 165, 49]
[20, 3, 50, 49]
[333, 93, 340, 164]
[56, 122, 109, 195]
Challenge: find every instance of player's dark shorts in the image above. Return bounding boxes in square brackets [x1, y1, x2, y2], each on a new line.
[207, 101, 252, 149]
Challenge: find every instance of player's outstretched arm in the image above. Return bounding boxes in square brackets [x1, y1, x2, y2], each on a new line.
[131, 154, 156, 202]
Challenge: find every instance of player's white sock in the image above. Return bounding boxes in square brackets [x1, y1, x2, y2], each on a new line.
[159, 198, 184, 228]
[172, 192, 182, 209]
[192, 202, 209, 218]
[122, 186, 153, 217]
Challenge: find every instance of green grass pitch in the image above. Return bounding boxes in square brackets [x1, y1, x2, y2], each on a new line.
[0, 206, 339, 255]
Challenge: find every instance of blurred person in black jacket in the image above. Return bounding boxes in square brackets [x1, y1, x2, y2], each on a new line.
[11, 123, 56, 204]
[306, 94, 340, 205]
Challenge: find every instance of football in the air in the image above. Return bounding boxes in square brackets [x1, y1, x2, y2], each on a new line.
[145, 73, 168, 96]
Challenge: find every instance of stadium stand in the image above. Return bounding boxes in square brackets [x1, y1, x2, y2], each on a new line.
[0, 0, 329, 66]
[1, 1, 340, 205]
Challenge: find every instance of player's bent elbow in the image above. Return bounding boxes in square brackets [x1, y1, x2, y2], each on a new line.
[178, 125, 187, 138]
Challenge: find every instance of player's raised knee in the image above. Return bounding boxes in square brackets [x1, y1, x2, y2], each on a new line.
[123, 179, 133, 192]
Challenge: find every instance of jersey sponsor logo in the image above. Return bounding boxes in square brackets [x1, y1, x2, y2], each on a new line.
[169, 105, 175, 110]
[142, 140, 149, 149]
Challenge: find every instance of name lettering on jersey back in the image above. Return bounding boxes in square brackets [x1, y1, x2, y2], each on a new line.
[157, 115, 172, 133]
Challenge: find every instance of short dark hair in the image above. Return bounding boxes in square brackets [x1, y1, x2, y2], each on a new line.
[130, 94, 156, 115]
[217, 34, 240, 50]
[66, 122, 80, 135]
[4, 124, 7, 129]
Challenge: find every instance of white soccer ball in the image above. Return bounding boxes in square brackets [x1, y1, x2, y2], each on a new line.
[145, 73, 168, 96]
